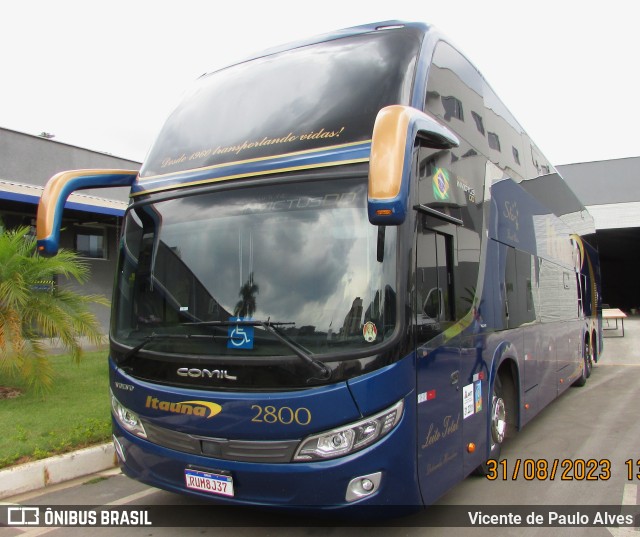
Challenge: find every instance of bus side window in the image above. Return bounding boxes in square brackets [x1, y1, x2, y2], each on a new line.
[422, 41, 487, 328]
[424, 41, 485, 154]
[577, 273, 586, 317]
[504, 245, 517, 328]
[416, 218, 455, 341]
[503, 246, 539, 329]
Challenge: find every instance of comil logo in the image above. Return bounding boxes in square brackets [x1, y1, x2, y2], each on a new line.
[145, 396, 222, 418]
[177, 367, 237, 381]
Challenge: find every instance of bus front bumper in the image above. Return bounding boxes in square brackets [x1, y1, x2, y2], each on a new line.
[111, 410, 421, 511]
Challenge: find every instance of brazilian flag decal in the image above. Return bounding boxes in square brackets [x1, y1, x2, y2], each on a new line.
[433, 168, 450, 200]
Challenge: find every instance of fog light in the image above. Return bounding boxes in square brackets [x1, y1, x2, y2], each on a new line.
[345, 472, 382, 502]
[361, 478, 374, 491]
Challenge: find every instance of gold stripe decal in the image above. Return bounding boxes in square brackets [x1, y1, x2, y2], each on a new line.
[131, 142, 371, 197]
[140, 140, 370, 181]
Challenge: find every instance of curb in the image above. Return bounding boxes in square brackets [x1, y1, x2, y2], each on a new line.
[0, 443, 117, 499]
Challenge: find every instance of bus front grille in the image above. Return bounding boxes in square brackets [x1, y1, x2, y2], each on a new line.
[140, 419, 300, 463]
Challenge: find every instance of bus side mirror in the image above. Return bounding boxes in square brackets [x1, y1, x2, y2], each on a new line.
[368, 105, 459, 225]
[36, 169, 138, 256]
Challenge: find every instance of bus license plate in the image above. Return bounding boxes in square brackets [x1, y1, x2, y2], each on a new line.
[185, 468, 234, 497]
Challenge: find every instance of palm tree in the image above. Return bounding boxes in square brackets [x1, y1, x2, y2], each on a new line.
[0, 226, 109, 394]
[234, 273, 259, 319]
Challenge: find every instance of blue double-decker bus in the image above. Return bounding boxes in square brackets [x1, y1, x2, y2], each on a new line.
[36, 21, 602, 510]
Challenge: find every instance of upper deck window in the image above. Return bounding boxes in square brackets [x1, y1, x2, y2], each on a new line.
[140, 28, 422, 178]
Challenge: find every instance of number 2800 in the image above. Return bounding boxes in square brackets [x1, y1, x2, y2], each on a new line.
[251, 405, 312, 425]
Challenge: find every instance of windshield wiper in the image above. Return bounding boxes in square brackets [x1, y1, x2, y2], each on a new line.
[259, 321, 332, 382]
[181, 319, 332, 382]
[116, 333, 217, 365]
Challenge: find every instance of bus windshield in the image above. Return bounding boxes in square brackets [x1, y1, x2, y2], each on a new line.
[112, 178, 397, 361]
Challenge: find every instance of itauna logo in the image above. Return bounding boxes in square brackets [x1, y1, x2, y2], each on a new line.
[145, 396, 222, 418]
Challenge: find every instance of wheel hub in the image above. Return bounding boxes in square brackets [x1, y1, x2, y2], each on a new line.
[491, 395, 506, 444]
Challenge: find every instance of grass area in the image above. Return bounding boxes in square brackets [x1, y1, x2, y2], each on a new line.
[0, 350, 112, 469]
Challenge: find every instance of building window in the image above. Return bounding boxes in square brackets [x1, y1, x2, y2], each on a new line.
[488, 132, 501, 152]
[75, 228, 107, 259]
[512, 146, 521, 165]
[441, 96, 464, 122]
[471, 111, 485, 135]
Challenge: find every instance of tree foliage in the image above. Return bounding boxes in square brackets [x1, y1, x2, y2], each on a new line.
[0, 226, 109, 394]
[234, 272, 259, 319]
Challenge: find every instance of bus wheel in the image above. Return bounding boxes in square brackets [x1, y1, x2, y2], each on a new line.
[490, 376, 507, 447]
[573, 339, 589, 387]
[475, 374, 507, 475]
[586, 337, 594, 378]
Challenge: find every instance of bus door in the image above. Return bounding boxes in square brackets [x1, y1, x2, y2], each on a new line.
[415, 221, 462, 505]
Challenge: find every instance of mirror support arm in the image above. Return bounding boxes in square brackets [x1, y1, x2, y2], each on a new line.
[414, 204, 464, 226]
[36, 169, 138, 256]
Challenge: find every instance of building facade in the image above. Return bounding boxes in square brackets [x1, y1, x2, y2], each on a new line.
[0, 127, 140, 332]
[558, 157, 640, 312]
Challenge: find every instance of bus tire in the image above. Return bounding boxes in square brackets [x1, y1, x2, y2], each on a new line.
[586, 336, 594, 378]
[573, 338, 589, 387]
[475, 372, 510, 475]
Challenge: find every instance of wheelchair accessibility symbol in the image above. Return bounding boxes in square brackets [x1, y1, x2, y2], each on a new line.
[227, 318, 254, 349]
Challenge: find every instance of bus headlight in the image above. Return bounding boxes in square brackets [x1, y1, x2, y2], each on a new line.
[293, 400, 403, 461]
[110, 390, 147, 438]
